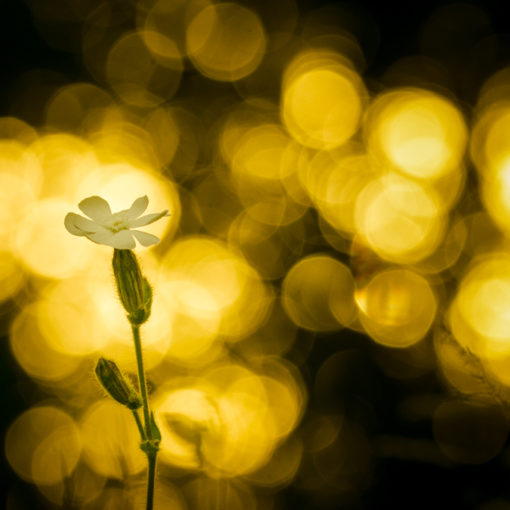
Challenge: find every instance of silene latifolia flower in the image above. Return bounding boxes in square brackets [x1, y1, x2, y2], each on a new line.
[64, 195, 168, 249]
[64, 195, 165, 510]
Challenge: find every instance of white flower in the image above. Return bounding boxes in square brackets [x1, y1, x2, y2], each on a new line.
[64, 195, 169, 249]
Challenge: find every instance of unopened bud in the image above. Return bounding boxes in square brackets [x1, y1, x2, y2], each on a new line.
[112, 249, 153, 325]
[95, 357, 142, 410]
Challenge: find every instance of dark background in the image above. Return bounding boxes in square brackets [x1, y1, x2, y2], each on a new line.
[2, 1, 510, 508]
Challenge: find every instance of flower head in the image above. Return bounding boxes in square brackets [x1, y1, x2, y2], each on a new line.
[64, 195, 168, 249]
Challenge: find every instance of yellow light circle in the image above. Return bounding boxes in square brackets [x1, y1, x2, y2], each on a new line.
[365, 88, 467, 180]
[0, 141, 41, 246]
[5, 407, 82, 485]
[356, 269, 437, 348]
[10, 304, 82, 381]
[16, 198, 97, 278]
[156, 383, 220, 470]
[161, 236, 270, 345]
[80, 400, 145, 479]
[186, 3, 266, 81]
[450, 254, 510, 359]
[355, 175, 444, 264]
[482, 108, 510, 176]
[480, 158, 510, 234]
[106, 31, 183, 107]
[0, 251, 25, 302]
[309, 149, 381, 235]
[282, 255, 356, 331]
[231, 123, 295, 182]
[282, 53, 365, 149]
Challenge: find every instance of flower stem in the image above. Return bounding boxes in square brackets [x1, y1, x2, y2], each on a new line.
[131, 324, 151, 437]
[146, 452, 157, 510]
[131, 410, 146, 440]
[131, 324, 158, 510]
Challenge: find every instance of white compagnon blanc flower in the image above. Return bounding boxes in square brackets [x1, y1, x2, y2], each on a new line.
[65, 195, 169, 249]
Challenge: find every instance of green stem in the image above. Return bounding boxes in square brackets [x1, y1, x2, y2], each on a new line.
[146, 453, 157, 510]
[131, 324, 158, 510]
[131, 324, 151, 437]
[131, 410, 146, 440]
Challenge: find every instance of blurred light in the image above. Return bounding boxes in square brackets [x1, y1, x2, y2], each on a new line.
[29, 250, 174, 370]
[36, 462, 105, 507]
[0, 116, 38, 144]
[16, 198, 96, 278]
[307, 147, 381, 236]
[301, 413, 342, 453]
[414, 216, 467, 274]
[161, 236, 271, 356]
[156, 360, 304, 477]
[0, 140, 42, 247]
[5, 406, 82, 485]
[127, 479, 185, 510]
[434, 329, 491, 395]
[184, 477, 257, 510]
[477, 67, 510, 111]
[106, 31, 183, 108]
[231, 123, 296, 183]
[311, 418, 371, 490]
[140, 30, 182, 66]
[45, 82, 113, 133]
[282, 49, 366, 150]
[80, 400, 146, 479]
[138, 0, 212, 59]
[10, 304, 82, 381]
[142, 106, 181, 168]
[0, 251, 25, 303]
[449, 254, 510, 361]
[474, 105, 510, 177]
[246, 435, 303, 487]
[228, 210, 307, 279]
[365, 88, 467, 180]
[433, 399, 508, 464]
[481, 158, 510, 235]
[282, 255, 357, 331]
[470, 99, 510, 234]
[186, 3, 267, 81]
[29, 133, 98, 199]
[356, 269, 437, 348]
[88, 110, 162, 170]
[354, 174, 445, 263]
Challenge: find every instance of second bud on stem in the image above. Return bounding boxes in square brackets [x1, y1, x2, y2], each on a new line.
[95, 357, 142, 410]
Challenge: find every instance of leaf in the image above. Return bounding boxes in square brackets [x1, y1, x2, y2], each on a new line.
[149, 411, 162, 442]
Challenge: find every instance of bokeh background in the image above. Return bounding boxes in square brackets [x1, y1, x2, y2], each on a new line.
[3, 0, 510, 508]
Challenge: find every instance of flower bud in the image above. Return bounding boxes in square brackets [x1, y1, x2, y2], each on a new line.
[95, 357, 142, 410]
[112, 249, 152, 325]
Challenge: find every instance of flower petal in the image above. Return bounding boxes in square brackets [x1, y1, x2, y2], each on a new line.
[64, 213, 102, 236]
[79, 196, 112, 222]
[125, 196, 149, 220]
[85, 229, 116, 245]
[103, 230, 136, 249]
[129, 210, 169, 228]
[132, 230, 160, 247]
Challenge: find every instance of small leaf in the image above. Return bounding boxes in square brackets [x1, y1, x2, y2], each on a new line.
[149, 411, 162, 442]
